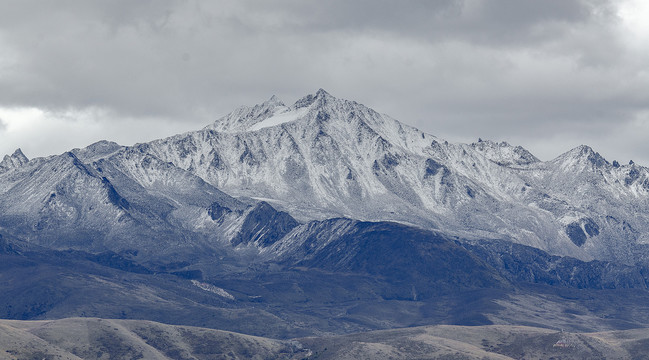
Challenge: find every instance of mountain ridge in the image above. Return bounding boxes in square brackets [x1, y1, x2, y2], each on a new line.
[3, 89, 649, 264]
[5, 91, 649, 343]
[134, 89, 649, 263]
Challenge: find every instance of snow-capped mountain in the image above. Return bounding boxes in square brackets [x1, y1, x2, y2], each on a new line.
[0, 139, 296, 260]
[131, 89, 648, 263]
[2, 89, 649, 265]
[7, 89, 649, 340]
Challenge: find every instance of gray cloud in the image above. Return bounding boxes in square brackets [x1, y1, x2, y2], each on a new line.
[243, 0, 601, 45]
[0, 0, 647, 165]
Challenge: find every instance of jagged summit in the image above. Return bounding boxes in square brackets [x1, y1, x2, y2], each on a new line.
[293, 88, 334, 108]
[204, 94, 289, 133]
[199, 89, 423, 157]
[204, 89, 359, 134]
[0, 148, 29, 170]
[470, 139, 539, 167]
[12, 148, 27, 159]
[72, 140, 123, 162]
[316, 88, 331, 96]
[559, 145, 597, 158]
[266, 94, 285, 107]
[552, 144, 610, 169]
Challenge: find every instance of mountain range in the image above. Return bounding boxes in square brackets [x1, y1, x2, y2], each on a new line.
[2, 89, 649, 347]
[3, 89, 649, 263]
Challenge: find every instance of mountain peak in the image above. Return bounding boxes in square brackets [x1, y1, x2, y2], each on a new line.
[72, 140, 123, 162]
[565, 145, 596, 158]
[0, 148, 29, 170]
[11, 148, 27, 161]
[554, 145, 609, 168]
[207, 90, 372, 134]
[206, 95, 288, 133]
[573, 144, 594, 154]
[470, 140, 539, 167]
[316, 88, 331, 97]
[293, 88, 336, 109]
[265, 95, 285, 107]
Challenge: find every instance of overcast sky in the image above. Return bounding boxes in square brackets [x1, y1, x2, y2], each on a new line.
[1, 0, 648, 165]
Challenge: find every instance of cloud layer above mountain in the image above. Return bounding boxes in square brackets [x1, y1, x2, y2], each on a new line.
[0, 0, 648, 164]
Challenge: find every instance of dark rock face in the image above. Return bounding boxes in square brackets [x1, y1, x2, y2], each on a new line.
[626, 166, 641, 186]
[288, 222, 507, 297]
[381, 153, 400, 169]
[584, 218, 600, 237]
[101, 177, 131, 211]
[231, 202, 299, 247]
[210, 150, 225, 170]
[424, 158, 444, 177]
[463, 239, 649, 289]
[316, 110, 330, 122]
[565, 218, 599, 247]
[566, 222, 587, 246]
[207, 202, 232, 223]
[587, 150, 609, 168]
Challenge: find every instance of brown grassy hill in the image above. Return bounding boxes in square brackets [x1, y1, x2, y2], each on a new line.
[0, 317, 308, 360]
[3, 318, 649, 359]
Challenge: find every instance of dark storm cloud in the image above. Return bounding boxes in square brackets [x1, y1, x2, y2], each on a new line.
[0, 0, 647, 164]
[0, 0, 619, 116]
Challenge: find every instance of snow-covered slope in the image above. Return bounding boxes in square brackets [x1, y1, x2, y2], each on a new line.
[2, 89, 649, 264]
[0, 140, 296, 259]
[137, 89, 649, 263]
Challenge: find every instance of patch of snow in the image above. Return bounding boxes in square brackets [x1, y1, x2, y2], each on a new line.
[248, 107, 310, 131]
[191, 280, 235, 300]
